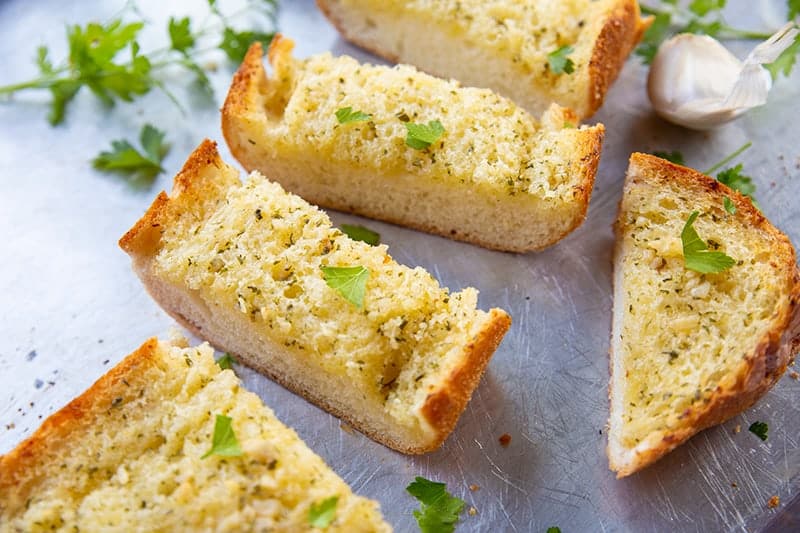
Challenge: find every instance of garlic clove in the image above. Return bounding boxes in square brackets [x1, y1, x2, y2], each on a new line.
[648, 23, 799, 130]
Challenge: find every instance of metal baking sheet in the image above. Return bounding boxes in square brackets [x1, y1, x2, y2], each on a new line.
[1, 1, 798, 530]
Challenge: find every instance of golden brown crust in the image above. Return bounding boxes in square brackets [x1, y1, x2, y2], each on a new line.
[318, 0, 650, 118]
[119, 139, 224, 256]
[420, 309, 511, 450]
[587, 1, 651, 117]
[0, 339, 160, 512]
[609, 153, 800, 477]
[221, 41, 604, 253]
[121, 141, 510, 454]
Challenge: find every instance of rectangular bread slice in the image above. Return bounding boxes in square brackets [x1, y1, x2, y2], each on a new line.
[221, 36, 604, 253]
[317, 0, 649, 119]
[119, 140, 511, 454]
[608, 153, 800, 477]
[0, 336, 391, 531]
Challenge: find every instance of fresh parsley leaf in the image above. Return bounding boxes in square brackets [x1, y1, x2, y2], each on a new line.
[406, 476, 465, 533]
[168, 17, 195, 53]
[684, 18, 724, 38]
[547, 45, 575, 74]
[681, 211, 736, 274]
[723, 196, 736, 214]
[308, 496, 339, 529]
[766, 33, 800, 80]
[405, 120, 445, 150]
[321, 265, 370, 307]
[636, 11, 672, 64]
[201, 414, 243, 458]
[68, 21, 153, 107]
[340, 224, 380, 245]
[335, 106, 371, 124]
[689, 0, 726, 17]
[216, 352, 236, 370]
[791, 0, 800, 19]
[652, 150, 685, 165]
[716, 164, 756, 200]
[92, 124, 170, 184]
[139, 124, 170, 163]
[220, 27, 274, 62]
[547, 528, 562, 533]
[749, 421, 768, 441]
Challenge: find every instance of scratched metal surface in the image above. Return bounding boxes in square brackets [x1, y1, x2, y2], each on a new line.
[1, 0, 798, 531]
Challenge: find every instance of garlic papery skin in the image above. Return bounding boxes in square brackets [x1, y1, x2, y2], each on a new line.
[648, 23, 800, 130]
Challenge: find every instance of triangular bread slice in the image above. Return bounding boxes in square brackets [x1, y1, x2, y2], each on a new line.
[0, 337, 390, 531]
[317, 0, 649, 119]
[120, 140, 511, 454]
[608, 153, 800, 477]
[222, 36, 604, 253]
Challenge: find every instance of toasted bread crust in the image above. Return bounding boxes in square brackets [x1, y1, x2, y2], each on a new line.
[121, 140, 511, 453]
[317, 0, 649, 118]
[0, 339, 160, 512]
[588, 1, 651, 116]
[609, 153, 800, 477]
[223, 39, 604, 253]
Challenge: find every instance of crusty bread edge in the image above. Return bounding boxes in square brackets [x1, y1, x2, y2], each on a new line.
[222, 39, 604, 253]
[316, 0, 650, 118]
[121, 140, 512, 454]
[0, 338, 163, 513]
[587, 1, 651, 117]
[608, 153, 800, 478]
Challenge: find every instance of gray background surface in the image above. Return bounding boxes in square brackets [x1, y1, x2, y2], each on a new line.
[0, 1, 798, 531]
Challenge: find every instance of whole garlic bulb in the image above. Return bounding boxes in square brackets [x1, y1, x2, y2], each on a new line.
[648, 23, 799, 130]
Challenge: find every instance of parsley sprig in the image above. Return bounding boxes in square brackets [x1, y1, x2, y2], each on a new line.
[406, 476, 466, 533]
[308, 496, 339, 529]
[92, 124, 169, 185]
[637, 1, 777, 65]
[335, 106, 372, 124]
[681, 211, 736, 274]
[201, 414, 243, 459]
[321, 265, 370, 307]
[340, 224, 380, 245]
[548, 45, 575, 75]
[749, 420, 769, 441]
[0, 0, 278, 125]
[405, 120, 445, 150]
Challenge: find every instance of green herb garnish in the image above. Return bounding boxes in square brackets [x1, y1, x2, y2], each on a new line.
[405, 120, 445, 150]
[216, 352, 236, 370]
[335, 106, 372, 124]
[340, 224, 380, 245]
[219, 28, 275, 63]
[717, 165, 757, 201]
[308, 496, 339, 529]
[547, 45, 575, 74]
[0, 1, 278, 125]
[547, 528, 562, 533]
[636, 2, 773, 65]
[766, 32, 800, 80]
[406, 476, 465, 533]
[321, 265, 370, 307]
[92, 124, 169, 184]
[681, 211, 736, 274]
[702, 142, 758, 205]
[652, 150, 685, 165]
[201, 414, 243, 459]
[749, 420, 769, 441]
[723, 196, 736, 214]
